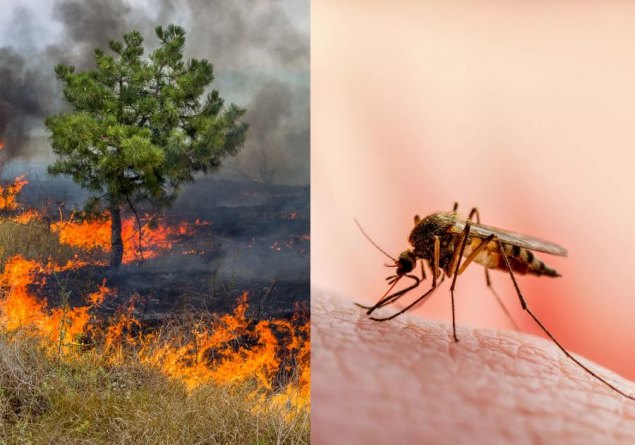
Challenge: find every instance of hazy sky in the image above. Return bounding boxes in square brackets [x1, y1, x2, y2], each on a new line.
[0, 0, 63, 48]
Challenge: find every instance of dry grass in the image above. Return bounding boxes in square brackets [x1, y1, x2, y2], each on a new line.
[0, 219, 75, 267]
[0, 333, 309, 444]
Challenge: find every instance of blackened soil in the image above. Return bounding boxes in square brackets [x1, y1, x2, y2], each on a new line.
[36, 178, 309, 323]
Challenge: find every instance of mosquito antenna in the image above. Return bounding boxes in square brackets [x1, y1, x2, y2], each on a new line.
[354, 218, 396, 262]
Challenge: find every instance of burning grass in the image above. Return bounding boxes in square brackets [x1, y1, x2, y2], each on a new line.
[0, 334, 309, 444]
[50, 213, 207, 264]
[0, 175, 207, 267]
[0, 175, 28, 212]
[0, 255, 309, 443]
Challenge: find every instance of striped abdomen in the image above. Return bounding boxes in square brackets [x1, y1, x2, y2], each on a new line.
[463, 237, 560, 277]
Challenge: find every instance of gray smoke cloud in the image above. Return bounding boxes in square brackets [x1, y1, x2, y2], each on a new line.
[0, 47, 50, 156]
[0, 0, 309, 185]
[0, 7, 57, 158]
[52, 0, 132, 68]
[163, 0, 309, 70]
[227, 79, 309, 184]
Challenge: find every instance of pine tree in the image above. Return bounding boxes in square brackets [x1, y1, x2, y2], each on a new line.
[45, 25, 248, 268]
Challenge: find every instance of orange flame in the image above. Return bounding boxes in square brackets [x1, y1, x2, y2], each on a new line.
[0, 256, 106, 350]
[140, 294, 276, 389]
[0, 255, 309, 409]
[134, 292, 309, 408]
[11, 209, 41, 224]
[0, 168, 309, 411]
[51, 214, 204, 264]
[0, 175, 28, 212]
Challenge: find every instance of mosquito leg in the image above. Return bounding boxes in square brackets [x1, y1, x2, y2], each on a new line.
[448, 222, 471, 342]
[466, 207, 520, 330]
[447, 225, 511, 339]
[420, 259, 427, 281]
[372, 237, 442, 321]
[495, 237, 635, 402]
[453, 202, 459, 212]
[449, 202, 485, 273]
[372, 238, 441, 321]
[432, 236, 440, 287]
[356, 274, 422, 314]
[458, 234, 493, 275]
[468, 207, 480, 222]
[354, 278, 400, 311]
[369, 274, 421, 312]
[370, 276, 445, 322]
[484, 268, 520, 331]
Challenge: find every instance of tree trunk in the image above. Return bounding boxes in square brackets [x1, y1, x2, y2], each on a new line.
[110, 202, 124, 269]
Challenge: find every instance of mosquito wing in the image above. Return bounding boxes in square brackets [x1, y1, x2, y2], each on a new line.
[451, 220, 568, 257]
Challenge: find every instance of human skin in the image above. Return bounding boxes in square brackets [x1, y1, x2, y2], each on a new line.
[312, 292, 635, 445]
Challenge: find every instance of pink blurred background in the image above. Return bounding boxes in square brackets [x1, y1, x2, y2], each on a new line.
[313, 0, 635, 379]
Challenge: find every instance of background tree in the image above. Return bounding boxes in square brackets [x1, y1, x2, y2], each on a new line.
[45, 25, 248, 268]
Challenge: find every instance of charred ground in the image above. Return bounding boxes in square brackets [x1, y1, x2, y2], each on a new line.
[19, 176, 309, 324]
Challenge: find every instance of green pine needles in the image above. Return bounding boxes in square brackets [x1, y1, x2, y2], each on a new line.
[45, 25, 248, 268]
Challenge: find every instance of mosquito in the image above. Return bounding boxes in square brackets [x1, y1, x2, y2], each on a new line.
[355, 203, 635, 402]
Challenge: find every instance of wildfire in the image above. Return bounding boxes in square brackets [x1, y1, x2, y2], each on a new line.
[270, 234, 310, 253]
[0, 256, 107, 350]
[138, 293, 307, 394]
[0, 174, 28, 212]
[51, 214, 204, 264]
[0, 254, 310, 410]
[0, 166, 310, 413]
[11, 208, 41, 224]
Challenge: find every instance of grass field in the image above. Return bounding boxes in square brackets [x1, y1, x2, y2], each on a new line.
[0, 332, 309, 444]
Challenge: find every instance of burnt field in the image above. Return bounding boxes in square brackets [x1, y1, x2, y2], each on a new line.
[18, 175, 310, 324]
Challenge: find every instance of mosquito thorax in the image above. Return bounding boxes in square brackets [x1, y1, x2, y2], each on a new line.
[409, 211, 457, 265]
[396, 250, 416, 276]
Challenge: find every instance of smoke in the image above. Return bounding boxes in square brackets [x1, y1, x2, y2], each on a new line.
[225, 79, 310, 185]
[0, 47, 51, 157]
[161, 0, 308, 71]
[51, 0, 132, 69]
[0, 7, 58, 158]
[0, 0, 309, 185]
[0, 1, 133, 158]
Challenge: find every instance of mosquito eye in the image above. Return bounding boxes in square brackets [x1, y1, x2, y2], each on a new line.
[397, 257, 414, 275]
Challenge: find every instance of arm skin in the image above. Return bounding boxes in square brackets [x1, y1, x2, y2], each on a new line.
[312, 292, 635, 445]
